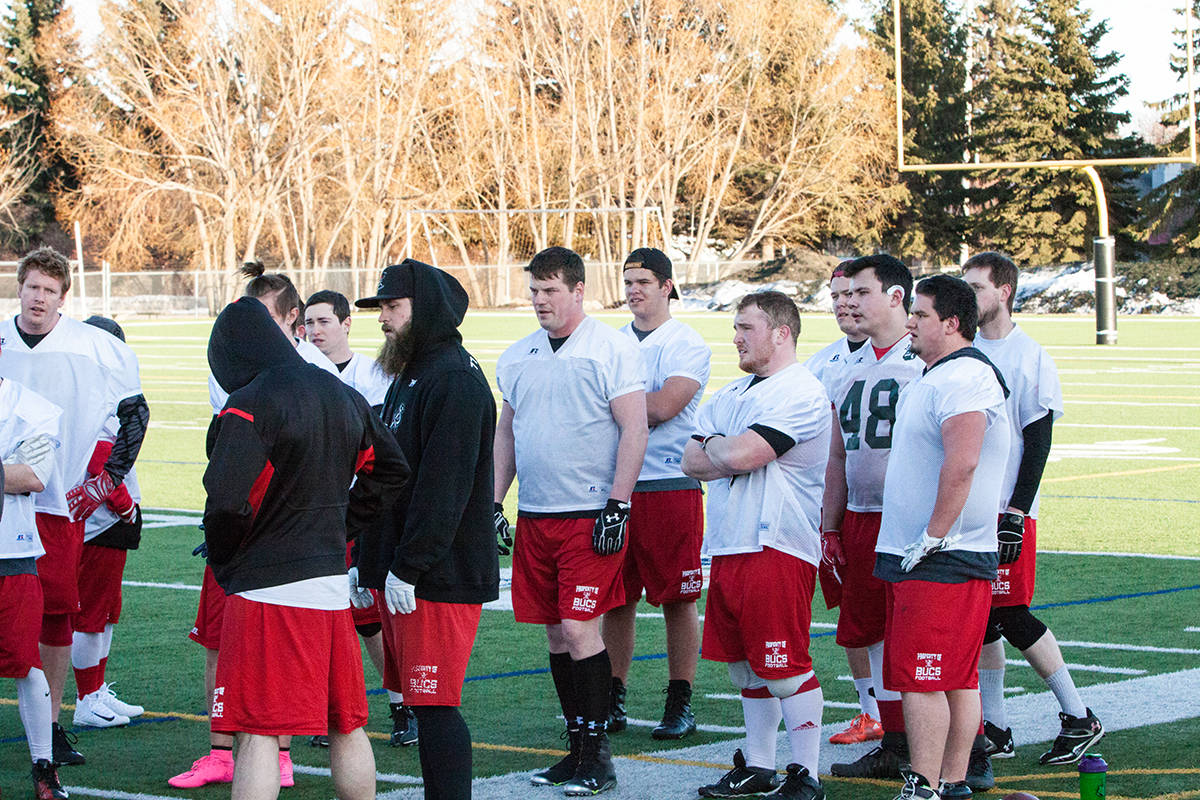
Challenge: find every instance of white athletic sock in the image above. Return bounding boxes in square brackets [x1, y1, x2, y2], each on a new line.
[101, 623, 115, 659]
[979, 668, 1006, 728]
[17, 668, 52, 762]
[867, 641, 900, 702]
[1044, 665, 1087, 719]
[740, 694, 782, 771]
[853, 677, 879, 718]
[780, 685, 823, 774]
[387, 690, 404, 704]
[71, 631, 105, 670]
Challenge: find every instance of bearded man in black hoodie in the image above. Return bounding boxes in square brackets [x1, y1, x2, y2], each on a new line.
[203, 296, 409, 800]
[354, 260, 499, 800]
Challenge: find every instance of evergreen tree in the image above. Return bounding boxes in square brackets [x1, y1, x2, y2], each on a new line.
[1141, 1, 1200, 253]
[969, 0, 1142, 264]
[0, 0, 77, 245]
[872, 0, 970, 265]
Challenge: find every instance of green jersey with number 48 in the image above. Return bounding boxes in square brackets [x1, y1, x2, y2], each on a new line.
[835, 333, 924, 512]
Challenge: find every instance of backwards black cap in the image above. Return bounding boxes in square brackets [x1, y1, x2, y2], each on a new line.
[623, 248, 679, 300]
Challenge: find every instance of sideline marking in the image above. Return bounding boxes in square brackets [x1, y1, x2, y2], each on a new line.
[1004, 658, 1144, 675]
[64, 789, 184, 800]
[291, 763, 421, 784]
[1042, 462, 1200, 484]
[1056, 640, 1200, 656]
[1044, 493, 1200, 505]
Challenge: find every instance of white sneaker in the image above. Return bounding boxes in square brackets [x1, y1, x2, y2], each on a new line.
[73, 689, 131, 728]
[100, 682, 144, 718]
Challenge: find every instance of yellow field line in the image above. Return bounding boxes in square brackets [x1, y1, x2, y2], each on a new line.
[1043, 462, 1200, 484]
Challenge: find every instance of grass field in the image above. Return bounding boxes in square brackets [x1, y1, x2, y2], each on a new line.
[2, 311, 1198, 799]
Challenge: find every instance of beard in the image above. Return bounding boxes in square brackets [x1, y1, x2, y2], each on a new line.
[376, 322, 415, 377]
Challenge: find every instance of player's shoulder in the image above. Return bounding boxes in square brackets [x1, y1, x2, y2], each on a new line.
[498, 326, 547, 366]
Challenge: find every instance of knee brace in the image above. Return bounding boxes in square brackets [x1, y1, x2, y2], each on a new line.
[766, 675, 803, 698]
[989, 605, 1047, 651]
[727, 661, 767, 691]
[983, 622, 1003, 645]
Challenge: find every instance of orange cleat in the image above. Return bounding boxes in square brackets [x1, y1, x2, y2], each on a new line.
[829, 712, 884, 744]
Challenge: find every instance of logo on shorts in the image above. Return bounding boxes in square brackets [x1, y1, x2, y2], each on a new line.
[572, 585, 600, 613]
[211, 686, 225, 718]
[763, 640, 788, 670]
[680, 568, 702, 594]
[409, 664, 439, 695]
[915, 652, 943, 681]
[991, 568, 1010, 596]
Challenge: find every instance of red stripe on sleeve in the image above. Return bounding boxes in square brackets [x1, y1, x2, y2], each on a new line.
[247, 460, 275, 517]
[355, 445, 375, 475]
[219, 407, 255, 423]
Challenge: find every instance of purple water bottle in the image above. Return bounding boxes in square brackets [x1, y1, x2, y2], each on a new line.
[1079, 753, 1107, 799]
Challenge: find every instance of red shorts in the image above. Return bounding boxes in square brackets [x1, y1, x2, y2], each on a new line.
[74, 544, 128, 633]
[884, 578, 990, 693]
[512, 516, 625, 624]
[622, 489, 704, 607]
[189, 566, 226, 650]
[212, 594, 368, 736]
[701, 548, 815, 679]
[991, 517, 1037, 607]
[35, 514, 84, 616]
[0, 574, 44, 678]
[380, 600, 482, 706]
[835, 511, 888, 649]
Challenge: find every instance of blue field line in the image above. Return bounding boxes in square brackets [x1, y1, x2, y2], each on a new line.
[1043, 493, 1200, 505]
[1031, 583, 1200, 610]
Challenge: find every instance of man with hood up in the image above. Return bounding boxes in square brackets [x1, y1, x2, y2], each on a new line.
[353, 260, 499, 800]
[202, 296, 409, 800]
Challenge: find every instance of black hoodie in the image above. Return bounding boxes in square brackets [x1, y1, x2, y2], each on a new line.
[356, 261, 499, 604]
[203, 297, 409, 594]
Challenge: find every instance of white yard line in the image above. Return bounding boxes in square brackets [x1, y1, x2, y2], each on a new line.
[1056, 640, 1200, 656]
[65, 789, 186, 800]
[1005, 658, 1144, 676]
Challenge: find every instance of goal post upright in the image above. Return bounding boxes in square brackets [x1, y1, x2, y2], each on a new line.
[892, 1, 1199, 344]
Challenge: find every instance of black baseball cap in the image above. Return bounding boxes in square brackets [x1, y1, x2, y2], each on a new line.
[355, 261, 416, 308]
[623, 247, 679, 299]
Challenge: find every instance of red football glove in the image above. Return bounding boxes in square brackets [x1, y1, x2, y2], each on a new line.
[67, 470, 117, 522]
[106, 484, 138, 524]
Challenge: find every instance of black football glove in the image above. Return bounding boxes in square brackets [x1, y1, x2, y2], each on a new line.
[592, 498, 630, 556]
[192, 523, 208, 558]
[494, 502, 513, 556]
[997, 511, 1024, 564]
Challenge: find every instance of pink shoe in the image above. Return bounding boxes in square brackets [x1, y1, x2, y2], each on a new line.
[279, 751, 294, 788]
[168, 753, 234, 788]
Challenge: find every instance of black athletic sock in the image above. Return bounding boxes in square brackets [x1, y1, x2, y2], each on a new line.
[549, 651, 579, 729]
[573, 649, 613, 733]
[412, 706, 472, 800]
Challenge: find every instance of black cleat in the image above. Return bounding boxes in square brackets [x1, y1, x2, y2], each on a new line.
[562, 730, 617, 796]
[51, 723, 85, 767]
[966, 737, 994, 792]
[531, 726, 582, 786]
[608, 677, 627, 734]
[773, 763, 825, 799]
[1039, 708, 1104, 765]
[308, 734, 330, 747]
[893, 771, 938, 799]
[389, 703, 418, 747]
[33, 758, 69, 799]
[939, 780, 973, 799]
[697, 748, 778, 797]
[652, 680, 696, 740]
[982, 721, 1014, 758]
[831, 732, 907, 779]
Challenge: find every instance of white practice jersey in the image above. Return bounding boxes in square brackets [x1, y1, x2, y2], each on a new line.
[208, 337, 339, 413]
[620, 318, 711, 483]
[496, 316, 644, 514]
[877, 355, 1010, 557]
[833, 334, 925, 512]
[974, 325, 1063, 519]
[84, 416, 143, 543]
[0, 378, 62, 558]
[804, 337, 858, 402]
[0, 315, 141, 517]
[337, 352, 391, 407]
[695, 362, 830, 565]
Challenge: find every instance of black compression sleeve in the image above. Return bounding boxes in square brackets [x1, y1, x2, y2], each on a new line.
[1009, 412, 1053, 514]
[748, 423, 796, 457]
[103, 394, 150, 483]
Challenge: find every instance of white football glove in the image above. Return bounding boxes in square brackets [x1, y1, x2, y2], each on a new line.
[900, 531, 962, 572]
[4, 434, 55, 485]
[348, 566, 374, 610]
[384, 571, 416, 615]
